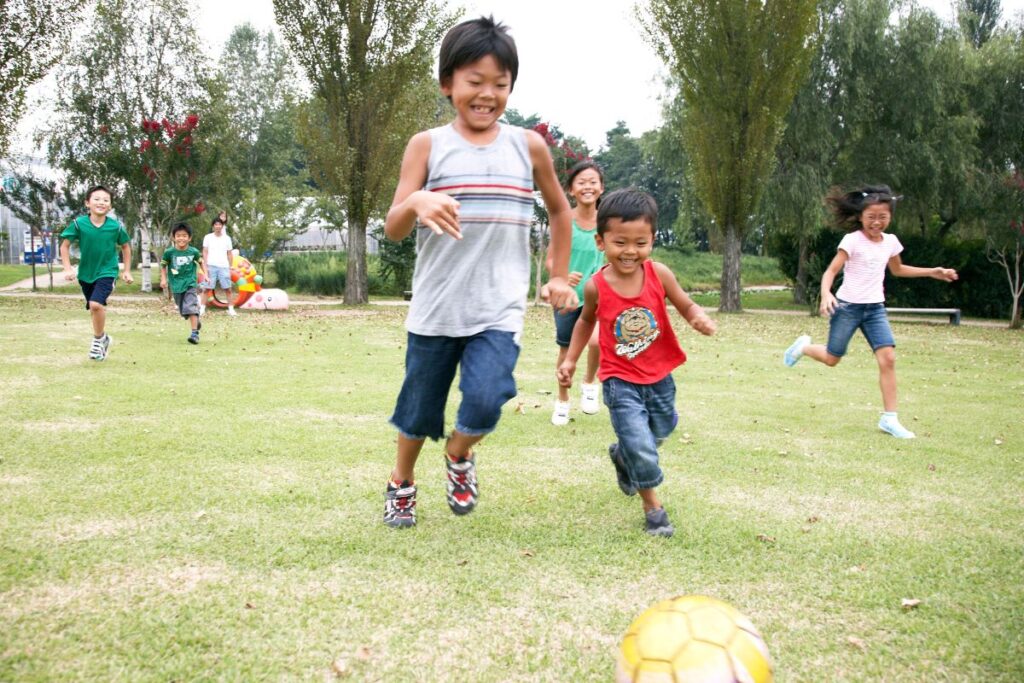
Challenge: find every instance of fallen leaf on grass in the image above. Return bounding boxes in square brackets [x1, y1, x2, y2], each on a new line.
[755, 534, 776, 544]
[330, 658, 351, 678]
[455, 559, 468, 566]
[928, 464, 936, 471]
[194, 510, 207, 520]
[800, 526, 812, 533]
[514, 402, 526, 415]
[847, 636, 867, 650]
[847, 565, 866, 574]
[536, 389, 552, 395]
[901, 598, 922, 610]
[994, 438, 1004, 446]
[807, 516, 820, 523]
[355, 646, 372, 660]
[245, 602, 255, 609]
[521, 549, 535, 558]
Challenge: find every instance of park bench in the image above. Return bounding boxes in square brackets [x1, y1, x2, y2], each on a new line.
[885, 307, 961, 325]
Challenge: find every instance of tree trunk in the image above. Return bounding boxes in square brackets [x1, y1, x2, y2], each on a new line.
[1011, 295, 1022, 330]
[719, 225, 743, 312]
[345, 215, 368, 305]
[793, 233, 809, 305]
[139, 224, 153, 293]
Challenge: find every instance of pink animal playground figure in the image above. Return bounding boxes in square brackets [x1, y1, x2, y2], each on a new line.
[205, 250, 289, 310]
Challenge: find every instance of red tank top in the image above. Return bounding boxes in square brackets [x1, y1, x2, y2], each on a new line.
[593, 260, 686, 385]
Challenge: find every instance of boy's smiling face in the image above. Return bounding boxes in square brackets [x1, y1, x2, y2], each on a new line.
[596, 217, 655, 277]
[442, 54, 511, 136]
[172, 230, 191, 250]
[85, 190, 111, 218]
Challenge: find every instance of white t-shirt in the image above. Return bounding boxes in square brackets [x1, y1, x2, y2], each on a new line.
[835, 230, 903, 304]
[203, 232, 233, 268]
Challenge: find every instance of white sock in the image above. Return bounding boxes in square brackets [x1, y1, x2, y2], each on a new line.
[882, 411, 897, 419]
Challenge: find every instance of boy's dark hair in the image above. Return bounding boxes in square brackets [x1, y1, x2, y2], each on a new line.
[564, 160, 604, 191]
[825, 184, 903, 231]
[597, 188, 658, 236]
[438, 16, 518, 92]
[85, 185, 111, 201]
[171, 222, 192, 238]
[212, 217, 225, 227]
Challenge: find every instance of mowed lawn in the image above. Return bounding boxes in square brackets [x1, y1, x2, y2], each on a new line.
[1, 295, 1021, 682]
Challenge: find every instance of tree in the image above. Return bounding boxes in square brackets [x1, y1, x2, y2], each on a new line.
[231, 182, 296, 274]
[0, 171, 77, 288]
[957, 0, 1002, 48]
[274, 0, 457, 304]
[0, 0, 88, 157]
[644, 0, 819, 311]
[45, 0, 223, 291]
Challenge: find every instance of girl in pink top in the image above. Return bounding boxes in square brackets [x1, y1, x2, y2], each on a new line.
[784, 185, 958, 439]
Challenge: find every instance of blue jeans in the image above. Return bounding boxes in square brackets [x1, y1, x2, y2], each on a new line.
[390, 329, 520, 441]
[826, 300, 895, 357]
[553, 306, 583, 347]
[603, 375, 678, 490]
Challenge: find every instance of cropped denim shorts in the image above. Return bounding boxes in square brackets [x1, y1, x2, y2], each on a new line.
[603, 375, 678, 490]
[204, 265, 232, 290]
[553, 306, 583, 348]
[79, 277, 115, 309]
[390, 329, 520, 441]
[826, 299, 896, 357]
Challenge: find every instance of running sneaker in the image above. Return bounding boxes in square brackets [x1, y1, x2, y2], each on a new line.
[580, 383, 600, 415]
[227, 307, 238, 316]
[644, 507, 675, 537]
[783, 334, 811, 367]
[608, 443, 637, 496]
[383, 479, 417, 528]
[445, 453, 478, 515]
[878, 414, 915, 439]
[188, 331, 199, 345]
[551, 400, 570, 426]
[88, 336, 104, 360]
[99, 334, 111, 360]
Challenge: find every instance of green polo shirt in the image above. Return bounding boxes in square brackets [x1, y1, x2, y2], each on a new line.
[60, 216, 131, 283]
[160, 246, 202, 294]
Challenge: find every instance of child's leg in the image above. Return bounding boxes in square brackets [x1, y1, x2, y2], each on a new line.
[875, 346, 898, 412]
[604, 378, 667, 506]
[454, 329, 519, 443]
[89, 301, 106, 337]
[802, 343, 841, 366]
[393, 434, 426, 483]
[189, 314, 199, 331]
[638, 488, 662, 511]
[555, 345, 570, 402]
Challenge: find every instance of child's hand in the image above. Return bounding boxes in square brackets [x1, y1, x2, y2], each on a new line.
[820, 292, 837, 316]
[159, 278, 167, 290]
[934, 267, 958, 282]
[121, 271, 134, 284]
[63, 267, 76, 281]
[557, 360, 576, 388]
[414, 191, 461, 239]
[690, 312, 717, 336]
[543, 277, 579, 312]
[567, 271, 583, 288]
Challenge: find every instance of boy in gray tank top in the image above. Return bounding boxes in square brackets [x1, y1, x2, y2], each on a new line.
[380, 16, 578, 529]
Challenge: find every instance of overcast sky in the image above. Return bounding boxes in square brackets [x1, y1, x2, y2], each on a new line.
[13, 0, 1024, 157]
[190, 0, 1024, 151]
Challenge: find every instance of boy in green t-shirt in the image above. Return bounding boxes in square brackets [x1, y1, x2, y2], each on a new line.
[60, 185, 133, 361]
[160, 223, 204, 344]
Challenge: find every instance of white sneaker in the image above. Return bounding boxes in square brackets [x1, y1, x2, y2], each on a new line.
[551, 400, 570, 426]
[580, 383, 600, 414]
[878, 414, 915, 439]
[227, 307, 237, 316]
[784, 334, 811, 367]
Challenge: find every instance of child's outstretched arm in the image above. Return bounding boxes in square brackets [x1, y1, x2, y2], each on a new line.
[528, 129, 577, 312]
[385, 132, 461, 241]
[887, 255, 958, 282]
[654, 262, 716, 336]
[557, 280, 599, 387]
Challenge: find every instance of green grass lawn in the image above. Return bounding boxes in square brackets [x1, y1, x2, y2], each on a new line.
[0, 264, 34, 287]
[1, 296, 1021, 681]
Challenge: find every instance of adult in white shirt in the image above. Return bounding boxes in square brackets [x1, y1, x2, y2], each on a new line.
[202, 217, 236, 315]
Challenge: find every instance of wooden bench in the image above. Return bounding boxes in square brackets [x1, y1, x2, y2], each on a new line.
[885, 307, 961, 325]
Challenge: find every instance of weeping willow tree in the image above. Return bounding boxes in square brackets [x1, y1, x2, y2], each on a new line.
[274, 0, 457, 304]
[643, 0, 819, 311]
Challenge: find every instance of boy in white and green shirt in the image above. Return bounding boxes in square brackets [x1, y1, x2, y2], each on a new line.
[59, 185, 133, 361]
[160, 223, 204, 344]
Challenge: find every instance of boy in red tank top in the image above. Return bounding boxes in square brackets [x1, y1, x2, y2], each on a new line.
[557, 189, 716, 537]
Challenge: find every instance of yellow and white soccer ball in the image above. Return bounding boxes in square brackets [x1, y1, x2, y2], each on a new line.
[616, 595, 773, 683]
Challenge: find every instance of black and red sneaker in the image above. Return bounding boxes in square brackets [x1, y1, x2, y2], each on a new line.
[445, 453, 478, 515]
[383, 479, 417, 528]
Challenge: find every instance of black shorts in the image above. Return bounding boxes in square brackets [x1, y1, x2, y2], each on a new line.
[80, 278, 115, 309]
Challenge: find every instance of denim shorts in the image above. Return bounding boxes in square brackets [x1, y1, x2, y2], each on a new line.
[173, 287, 201, 317]
[79, 277, 115, 309]
[204, 265, 232, 290]
[603, 375, 678, 490]
[827, 299, 896, 357]
[390, 329, 520, 441]
[553, 306, 583, 347]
